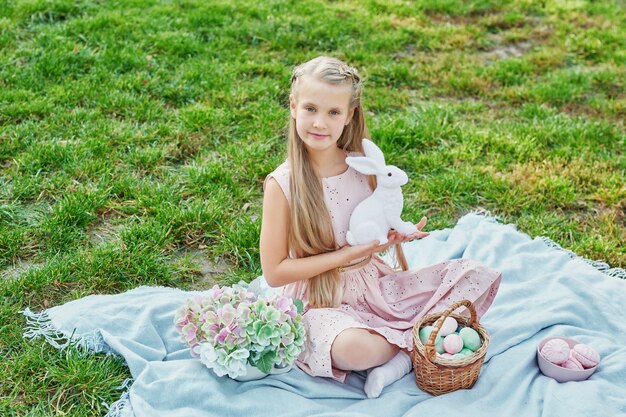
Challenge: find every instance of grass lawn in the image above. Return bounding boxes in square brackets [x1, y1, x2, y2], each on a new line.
[1, 0, 624, 415]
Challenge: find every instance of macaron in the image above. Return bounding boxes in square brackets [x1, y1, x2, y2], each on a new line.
[439, 317, 458, 337]
[571, 344, 600, 369]
[459, 327, 482, 351]
[443, 334, 464, 354]
[540, 338, 570, 365]
[561, 351, 584, 370]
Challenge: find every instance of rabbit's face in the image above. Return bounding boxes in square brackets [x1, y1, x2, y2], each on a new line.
[377, 165, 408, 188]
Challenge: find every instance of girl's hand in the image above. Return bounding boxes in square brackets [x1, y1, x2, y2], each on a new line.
[338, 217, 430, 261]
[392, 216, 430, 243]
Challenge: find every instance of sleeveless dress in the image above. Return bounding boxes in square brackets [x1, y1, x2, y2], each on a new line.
[265, 160, 501, 382]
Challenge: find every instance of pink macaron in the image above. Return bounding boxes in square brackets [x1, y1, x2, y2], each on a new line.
[571, 344, 600, 369]
[540, 338, 570, 365]
[561, 351, 584, 370]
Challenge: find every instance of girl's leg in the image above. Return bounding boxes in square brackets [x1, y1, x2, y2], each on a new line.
[331, 328, 399, 371]
[330, 328, 413, 398]
[364, 350, 412, 398]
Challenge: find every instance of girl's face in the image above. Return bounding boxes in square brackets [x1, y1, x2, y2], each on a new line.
[290, 77, 355, 153]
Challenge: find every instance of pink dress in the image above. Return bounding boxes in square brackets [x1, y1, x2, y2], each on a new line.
[265, 160, 501, 382]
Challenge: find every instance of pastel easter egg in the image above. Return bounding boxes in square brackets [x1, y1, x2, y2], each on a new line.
[571, 344, 600, 368]
[419, 326, 434, 345]
[435, 335, 445, 354]
[540, 338, 570, 365]
[459, 348, 474, 357]
[437, 353, 454, 359]
[459, 327, 482, 351]
[439, 317, 458, 337]
[443, 334, 464, 354]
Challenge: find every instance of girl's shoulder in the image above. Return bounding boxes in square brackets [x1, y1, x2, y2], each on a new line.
[264, 160, 290, 199]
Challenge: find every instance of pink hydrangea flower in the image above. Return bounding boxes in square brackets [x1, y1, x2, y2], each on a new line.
[174, 282, 305, 378]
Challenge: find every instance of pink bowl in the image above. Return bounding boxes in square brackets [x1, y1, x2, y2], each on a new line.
[537, 337, 599, 382]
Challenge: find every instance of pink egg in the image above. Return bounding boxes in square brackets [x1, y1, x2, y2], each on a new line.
[571, 344, 600, 369]
[443, 334, 463, 354]
[439, 317, 458, 337]
[540, 338, 570, 365]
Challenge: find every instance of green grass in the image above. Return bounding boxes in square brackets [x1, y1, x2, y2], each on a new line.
[1, 0, 624, 414]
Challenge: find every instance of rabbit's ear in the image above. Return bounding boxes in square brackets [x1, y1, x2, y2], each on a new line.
[346, 156, 382, 175]
[362, 139, 385, 165]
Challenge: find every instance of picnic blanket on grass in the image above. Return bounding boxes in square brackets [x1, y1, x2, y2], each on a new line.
[23, 213, 626, 417]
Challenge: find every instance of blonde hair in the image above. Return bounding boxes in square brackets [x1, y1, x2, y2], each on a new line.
[287, 56, 407, 308]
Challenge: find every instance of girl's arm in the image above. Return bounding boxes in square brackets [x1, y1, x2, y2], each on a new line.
[260, 178, 379, 287]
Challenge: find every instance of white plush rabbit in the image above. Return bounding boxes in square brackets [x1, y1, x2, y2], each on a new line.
[345, 139, 416, 245]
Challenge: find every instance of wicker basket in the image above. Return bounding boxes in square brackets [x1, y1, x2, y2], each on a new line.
[411, 299, 490, 395]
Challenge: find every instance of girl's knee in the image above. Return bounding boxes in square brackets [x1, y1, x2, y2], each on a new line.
[331, 333, 369, 370]
[330, 328, 397, 371]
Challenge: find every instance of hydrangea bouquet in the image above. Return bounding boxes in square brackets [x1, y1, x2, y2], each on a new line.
[174, 283, 306, 379]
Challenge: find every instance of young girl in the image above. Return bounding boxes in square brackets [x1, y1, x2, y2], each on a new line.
[260, 56, 501, 398]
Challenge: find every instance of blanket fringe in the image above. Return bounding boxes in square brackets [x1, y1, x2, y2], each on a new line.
[22, 308, 72, 350]
[22, 308, 114, 354]
[539, 236, 626, 279]
[468, 208, 501, 223]
[23, 309, 131, 415]
[104, 378, 134, 417]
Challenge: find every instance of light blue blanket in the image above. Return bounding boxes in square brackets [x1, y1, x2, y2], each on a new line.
[23, 214, 626, 417]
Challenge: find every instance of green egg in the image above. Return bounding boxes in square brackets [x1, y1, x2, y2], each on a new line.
[435, 335, 445, 354]
[419, 325, 434, 345]
[460, 327, 482, 351]
[419, 325, 444, 353]
[459, 348, 474, 357]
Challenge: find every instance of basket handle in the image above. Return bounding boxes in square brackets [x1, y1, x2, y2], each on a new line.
[423, 299, 478, 364]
